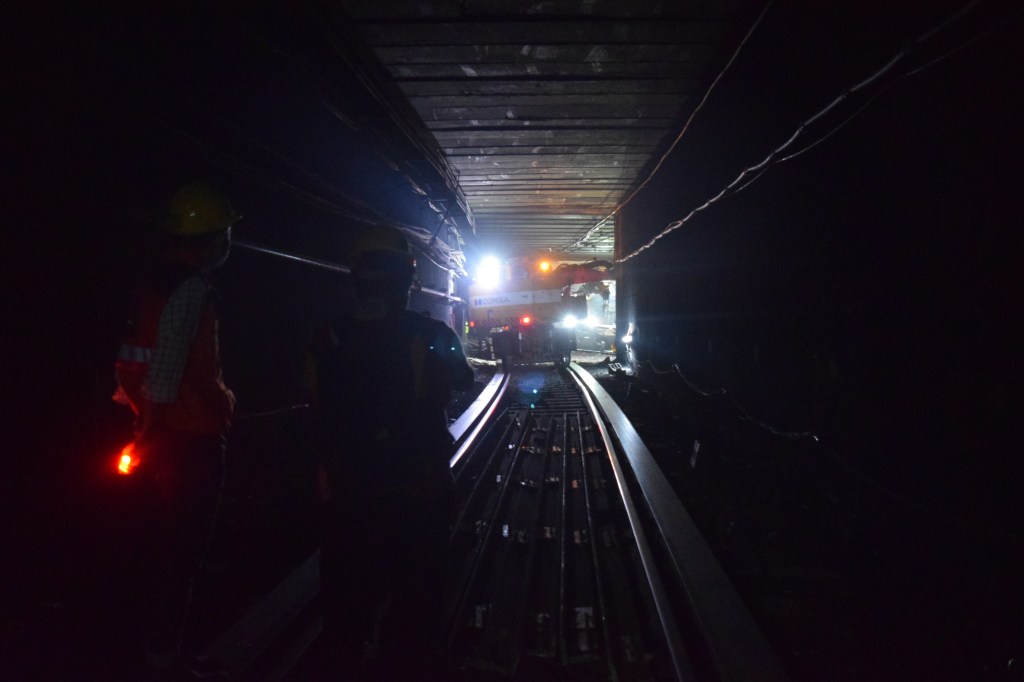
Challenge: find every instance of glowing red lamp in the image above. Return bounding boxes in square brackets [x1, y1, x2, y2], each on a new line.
[116, 443, 139, 475]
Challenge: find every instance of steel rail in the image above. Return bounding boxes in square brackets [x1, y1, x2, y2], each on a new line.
[446, 410, 537, 653]
[557, 411, 570, 669]
[567, 367, 697, 682]
[449, 369, 510, 468]
[567, 362, 790, 682]
[576, 407, 625, 682]
[193, 362, 787, 682]
[448, 367, 666, 678]
[189, 368, 511, 680]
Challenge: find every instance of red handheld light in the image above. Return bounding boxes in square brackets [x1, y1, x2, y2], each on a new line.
[116, 443, 139, 475]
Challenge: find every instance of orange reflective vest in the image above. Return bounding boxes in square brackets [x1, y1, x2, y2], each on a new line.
[114, 284, 234, 435]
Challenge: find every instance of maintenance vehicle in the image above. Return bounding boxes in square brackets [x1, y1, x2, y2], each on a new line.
[467, 256, 615, 367]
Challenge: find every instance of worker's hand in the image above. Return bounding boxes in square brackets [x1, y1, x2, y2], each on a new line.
[111, 383, 131, 406]
[127, 431, 155, 475]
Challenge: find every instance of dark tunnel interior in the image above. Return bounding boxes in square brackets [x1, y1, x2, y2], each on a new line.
[5, 1, 1023, 680]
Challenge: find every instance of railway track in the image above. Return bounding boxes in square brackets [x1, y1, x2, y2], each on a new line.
[193, 364, 788, 681]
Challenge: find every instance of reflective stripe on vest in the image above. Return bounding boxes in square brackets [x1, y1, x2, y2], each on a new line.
[117, 344, 153, 363]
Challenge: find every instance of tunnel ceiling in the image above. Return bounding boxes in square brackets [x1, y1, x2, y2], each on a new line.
[330, 0, 762, 261]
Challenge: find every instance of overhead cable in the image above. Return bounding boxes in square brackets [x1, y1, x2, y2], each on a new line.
[233, 240, 351, 274]
[642, 361, 818, 441]
[617, 0, 1010, 264]
[904, 3, 1023, 77]
[299, 0, 473, 228]
[210, 0, 472, 261]
[637, 358, 1020, 544]
[21, 61, 384, 228]
[233, 239, 464, 299]
[566, 0, 776, 251]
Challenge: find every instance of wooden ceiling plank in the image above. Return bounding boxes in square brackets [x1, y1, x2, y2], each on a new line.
[409, 92, 688, 106]
[387, 60, 714, 79]
[397, 78, 701, 97]
[425, 121, 677, 132]
[343, 0, 732, 21]
[337, 0, 757, 256]
[432, 129, 668, 145]
[374, 43, 717, 65]
[416, 106, 687, 121]
[356, 19, 732, 46]
[446, 149, 655, 158]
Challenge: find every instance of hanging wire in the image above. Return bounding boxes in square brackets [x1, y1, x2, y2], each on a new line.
[641, 361, 818, 440]
[209, 0, 474, 256]
[616, 0, 1009, 265]
[566, 0, 777, 251]
[773, 83, 895, 165]
[778, 4, 1022, 164]
[636, 359, 1020, 544]
[209, 0, 360, 132]
[296, 0, 473, 225]
[147, 67, 393, 224]
[42, 9, 475, 275]
[21, 58, 384, 228]
[42, 26, 391, 227]
[905, 3, 1024, 76]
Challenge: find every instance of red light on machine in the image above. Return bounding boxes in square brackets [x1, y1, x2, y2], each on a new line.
[116, 443, 139, 475]
[469, 320, 476, 328]
[520, 316, 532, 326]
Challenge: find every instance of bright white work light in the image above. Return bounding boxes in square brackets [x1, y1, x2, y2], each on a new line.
[476, 256, 501, 289]
[621, 322, 634, 345]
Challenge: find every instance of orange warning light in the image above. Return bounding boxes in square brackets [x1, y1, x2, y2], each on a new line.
[538, 260, 551, 273]
[116, 443, 139, 475]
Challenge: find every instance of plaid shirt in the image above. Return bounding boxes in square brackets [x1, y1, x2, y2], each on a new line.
[143, 274, 211, 404]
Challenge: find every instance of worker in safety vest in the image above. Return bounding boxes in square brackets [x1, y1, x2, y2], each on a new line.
[112, 183, 238, 668]
[307, 224, 474, 679]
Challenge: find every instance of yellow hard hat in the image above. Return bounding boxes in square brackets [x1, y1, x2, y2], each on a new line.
[167, 183, 240, 236]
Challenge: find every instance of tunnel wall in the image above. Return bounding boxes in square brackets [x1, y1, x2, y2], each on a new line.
[613, 1, 1022, 526]
[6, 3, 468, 587]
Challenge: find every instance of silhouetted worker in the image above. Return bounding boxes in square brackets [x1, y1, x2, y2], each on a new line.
[308, 224, 474, 679]
[112, 183, 239, 668]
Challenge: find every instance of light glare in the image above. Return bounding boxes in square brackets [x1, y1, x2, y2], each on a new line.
[476, 256, 501, 288]
[116, 443, 138, 475]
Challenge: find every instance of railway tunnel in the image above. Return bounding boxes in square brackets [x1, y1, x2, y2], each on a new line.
[6, 1, 1023, 680]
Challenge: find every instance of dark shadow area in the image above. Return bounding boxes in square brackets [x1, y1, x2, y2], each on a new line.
[5, 2, 1022, 680]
